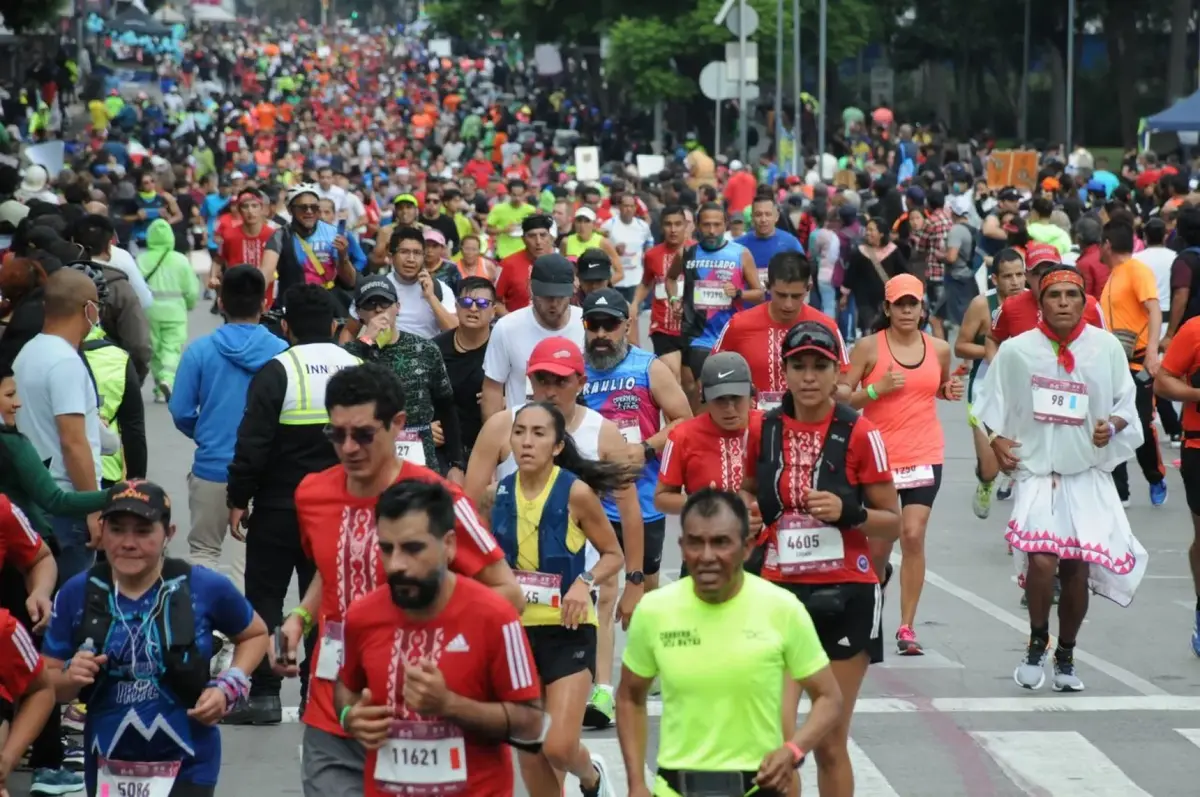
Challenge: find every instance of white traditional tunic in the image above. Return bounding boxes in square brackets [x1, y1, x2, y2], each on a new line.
[974, 325, 1148, 607]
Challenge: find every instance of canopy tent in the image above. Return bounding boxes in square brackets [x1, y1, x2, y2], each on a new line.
[1146, 89, 1200, 133]
[153, 6, 187, 23]
[189, 5, 236, 23]
[109, 6, 173, 36]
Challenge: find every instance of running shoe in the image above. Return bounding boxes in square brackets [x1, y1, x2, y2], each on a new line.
[1171, 434, 1183, 449]
[1150, 480, 1168, 508]
[1014, 636, 1049, 690]
[996, 475, 1013, 501]
[1052, 647, 1085, 692]
[62, 738, 85, 769]
[972, 480, 993, 519]
[582, 685, 614, 729]
[30, 768, 84, 795]
[580, 753, 615, 797]
[61, 702, 86, 733]
[896, 625, 924, 656]
[1191, 611, 1200, 658]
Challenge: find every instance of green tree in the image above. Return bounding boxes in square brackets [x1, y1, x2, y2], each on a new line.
[0, 0, 69, 34]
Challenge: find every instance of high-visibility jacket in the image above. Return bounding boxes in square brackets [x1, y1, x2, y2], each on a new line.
[275, 342, 362, 426]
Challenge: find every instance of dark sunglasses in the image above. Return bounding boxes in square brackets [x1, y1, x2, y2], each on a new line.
[323, 424, 382, 446]
[585, 316, 624, 333]
[360, 299, 395, 313]
[457, 297, 494, 310]
[292, 203, 320, 213]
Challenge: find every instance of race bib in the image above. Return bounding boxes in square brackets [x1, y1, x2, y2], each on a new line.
[775, 514, 844, 575]
[375, 721, 468, 795]
[395, 430, 426, 467]
[618, 418, 642, 445]
[515, 570, 561, 608]
[693, 279, 731, 310]
[654, 280, 668, 300]
[96, 759, 180, 797]
[1031, 375, 1089, 426]
[892, 465, 936, 490]
[758, 391, 784, 412]
[315, 621, 343, 681]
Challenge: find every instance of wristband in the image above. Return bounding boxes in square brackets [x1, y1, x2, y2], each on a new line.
[339, 704, 353, 731]
[866, 384, 879, 401]
[1108, 421, 1117, 440]
[785, 741, 806, 768]
[836, 500, 868, 530]
[290, 607, 315, 636]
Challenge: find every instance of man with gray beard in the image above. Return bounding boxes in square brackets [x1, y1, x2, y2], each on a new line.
[579, 287, 692, 728]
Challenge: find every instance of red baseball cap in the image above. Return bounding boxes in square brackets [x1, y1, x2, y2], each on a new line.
[1024, 242, 1061, 271]
[526, 337, 585, 377]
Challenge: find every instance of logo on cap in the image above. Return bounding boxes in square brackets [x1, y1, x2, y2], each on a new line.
[595, 297, 608, 305]
[553, 350, 570, 359]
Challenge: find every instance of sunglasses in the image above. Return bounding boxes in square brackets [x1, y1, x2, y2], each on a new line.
[457, 297, 494, 310]
[360, 299, 395, 313]
[323, 424, 382, 446]
[293, 203, 320, 213]
[585, 316, 624, 333]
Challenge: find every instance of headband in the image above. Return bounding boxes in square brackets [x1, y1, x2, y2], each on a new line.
[1039, 268, 1085, 294]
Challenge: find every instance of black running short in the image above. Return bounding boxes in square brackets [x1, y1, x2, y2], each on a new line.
[1182, 447, 1200, 515]
[776, 581, 883, 664]
[612, 516, 666, 576]
[651, 332, 687, 358]
[686, 346, 711, 377]
[524, 624, 596, 686]
[897, 464, 943, 508]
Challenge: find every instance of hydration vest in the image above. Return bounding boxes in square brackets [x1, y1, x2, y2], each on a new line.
[74, 558, 209, 708]
[492, 468, 585, 596]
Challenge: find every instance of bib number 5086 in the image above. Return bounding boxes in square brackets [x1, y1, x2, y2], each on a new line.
[116, 783, 152, 797]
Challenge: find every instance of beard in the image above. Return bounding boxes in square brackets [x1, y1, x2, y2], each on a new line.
[387, 567, 444, 610]
[586, 337, 628, 372]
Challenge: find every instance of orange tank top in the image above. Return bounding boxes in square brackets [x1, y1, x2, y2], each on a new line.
[862, 330, 944, 469]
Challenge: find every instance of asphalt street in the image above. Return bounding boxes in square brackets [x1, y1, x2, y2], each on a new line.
[15, 292, 1200, 796]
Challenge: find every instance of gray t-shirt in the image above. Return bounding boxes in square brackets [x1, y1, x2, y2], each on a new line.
[13, 333, 102, 489]
[947, 223, 976, 279]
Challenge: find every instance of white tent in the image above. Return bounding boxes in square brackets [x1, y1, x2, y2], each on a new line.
[189, 4, 236, 23]
[153, 6, 187, 22]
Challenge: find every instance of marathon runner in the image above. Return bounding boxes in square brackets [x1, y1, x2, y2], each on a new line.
[0, 609, 56, 797]
[630, 205, 690, 385]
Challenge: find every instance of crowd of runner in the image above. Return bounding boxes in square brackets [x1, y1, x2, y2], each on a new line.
[0, 16, 1196, 797]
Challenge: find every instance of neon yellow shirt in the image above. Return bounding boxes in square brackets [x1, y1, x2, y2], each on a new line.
[514, 467, 596, 628]
[486, 201, 536, 260]
[622, 575, 829, 782]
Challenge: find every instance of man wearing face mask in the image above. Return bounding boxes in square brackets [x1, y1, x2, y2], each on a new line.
[277, 365, 520, 797]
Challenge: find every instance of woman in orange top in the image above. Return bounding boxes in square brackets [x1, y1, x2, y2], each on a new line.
[841, 274, 963, 656]
[454, 234, 498, 281]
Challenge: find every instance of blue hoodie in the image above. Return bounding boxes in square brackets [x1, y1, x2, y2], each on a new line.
[169, 323, 288, 482]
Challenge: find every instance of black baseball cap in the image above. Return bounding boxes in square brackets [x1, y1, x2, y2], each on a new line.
[576, 248, 612, 282]
[530, 254, 575, 297]
[355, 275, 398, 305]
[582, 287, 630, 320]
[521, 214, 554, 234]
[996, 187, 1021, 202]
[102, 480, 172, 525]
[701, 352, 753, 401]
[781, 321, 841, 362]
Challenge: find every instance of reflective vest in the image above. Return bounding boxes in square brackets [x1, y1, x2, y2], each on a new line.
[275, 342, 362, 426]
[83, 335, 129, 483]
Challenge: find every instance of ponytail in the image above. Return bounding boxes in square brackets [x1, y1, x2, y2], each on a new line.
[515, 402, 641, 494]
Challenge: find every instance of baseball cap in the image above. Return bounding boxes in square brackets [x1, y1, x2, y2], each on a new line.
[522, 214, 554, 234]
[102, 479, 172, 525]
[730, 159, 744, 171]
[996, 187, 1021, 202]
[948, 194, 973, 217]
[422, 228, 446, 247]
[885, 273, 925, 303]
[530, 253, 576, 297]
[576, 248, 612, 282]
[582, 287, 630, 319]
[526, 336, 585, 377]
[1024, 242, 1061, 270]
[355, 275, 398, 305]
[700, 352, 753, 401]
[393, 193, 418, 206]
[574, 207, 597, 222]
[780, 321, 841, 362]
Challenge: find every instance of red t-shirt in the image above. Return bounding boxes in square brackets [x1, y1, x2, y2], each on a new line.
[495, 250, 535, 312]
[0, 609, 43, 704]
[746, 410, 891, 585]
[213, 212, 242, 250]
[990, 290, 1105, 343]
[642, 243, 688, 338]
[597, 195, 650, 224]
[298, 463, 503, 737]
[1161, 316, 1200, 449]
[0, 496, 43, 572]
[713, 304, 848, 409]
[218, 222, 275, 269]
[660, 411, 764, 494]
[339, 579, 540, 797]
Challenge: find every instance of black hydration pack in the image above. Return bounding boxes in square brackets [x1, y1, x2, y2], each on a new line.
[74, 557, 209, 707]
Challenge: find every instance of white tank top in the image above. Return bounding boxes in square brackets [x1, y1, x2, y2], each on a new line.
[495, 403, 605, 482]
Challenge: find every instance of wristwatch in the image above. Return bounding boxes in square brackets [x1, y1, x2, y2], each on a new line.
[578, 571, 596, 588]
[626, 570, 645, 586]
[641, 441, 656, 462]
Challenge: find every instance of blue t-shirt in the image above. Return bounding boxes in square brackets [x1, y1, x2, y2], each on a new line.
[43, 565, 254, 788]
[735, 230, 805, 294]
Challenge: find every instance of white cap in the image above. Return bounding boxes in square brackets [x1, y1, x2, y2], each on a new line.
[730, 159, 744, 171]
[230, 170, 246, 181]
[574, 207, 597, 222]
[948, 194, 973, 217]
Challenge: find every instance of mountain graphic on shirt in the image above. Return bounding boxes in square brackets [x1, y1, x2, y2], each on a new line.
[91, 706, 196, 759]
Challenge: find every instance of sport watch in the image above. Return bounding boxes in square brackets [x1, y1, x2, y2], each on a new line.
[641, 441, 656, 462]
[578, 571, 596, 588]
[626, 570, 645, 586]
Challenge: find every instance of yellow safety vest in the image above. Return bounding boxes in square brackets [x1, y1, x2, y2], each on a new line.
[275, 342, 362, 426]
[83, 334, 129, 482]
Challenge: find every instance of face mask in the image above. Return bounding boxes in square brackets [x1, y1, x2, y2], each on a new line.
[86, 301, 102, 334]
[388, 566, 444, 610]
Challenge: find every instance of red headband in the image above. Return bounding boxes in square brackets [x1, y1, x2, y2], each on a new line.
[1039, 269, 1084, 294]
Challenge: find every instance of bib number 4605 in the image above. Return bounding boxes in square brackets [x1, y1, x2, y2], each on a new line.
[785, 533, 821, 551]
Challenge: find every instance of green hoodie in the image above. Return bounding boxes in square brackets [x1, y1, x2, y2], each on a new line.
[137, 219, 200, 323]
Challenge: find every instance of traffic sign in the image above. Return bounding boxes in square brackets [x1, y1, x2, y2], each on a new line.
[726, 4, 759, 37]
[724, 42, 758, 82]
[699, 61, 760, 101]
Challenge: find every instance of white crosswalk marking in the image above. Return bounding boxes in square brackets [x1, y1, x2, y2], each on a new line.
[1175, 728, 1200, 748]
[971, 731, 1152, 796]
[799, 738, 901, 797]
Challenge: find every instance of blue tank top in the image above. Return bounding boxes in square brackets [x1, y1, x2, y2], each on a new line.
[133, 193, 166, 242]
[582, 346, 663, 523]
[686, 240, 747, 349]
[292, 221, 340, 286]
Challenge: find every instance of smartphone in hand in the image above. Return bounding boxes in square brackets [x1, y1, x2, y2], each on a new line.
[337, 219, 347, 237]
